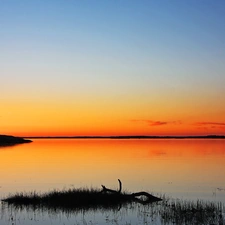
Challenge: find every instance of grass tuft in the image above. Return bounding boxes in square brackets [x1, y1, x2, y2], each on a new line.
[2, 188, 133, 210]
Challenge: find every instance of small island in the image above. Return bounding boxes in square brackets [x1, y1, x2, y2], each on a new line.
[2, 180, 223, 225]
[0, 135, 32, 146]
[2, 180, 162, 210]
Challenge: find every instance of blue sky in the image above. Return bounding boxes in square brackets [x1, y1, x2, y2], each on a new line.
[1, 0, 225, 88]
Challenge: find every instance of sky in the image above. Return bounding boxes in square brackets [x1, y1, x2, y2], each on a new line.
[1, 0, 225, 136]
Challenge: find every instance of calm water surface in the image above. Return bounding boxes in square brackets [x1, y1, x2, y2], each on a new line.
[0, 139, 225, 224]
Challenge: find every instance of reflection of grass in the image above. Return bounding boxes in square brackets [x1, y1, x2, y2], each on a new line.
[158, 198, 224, 225]
[135, 197, 224, 225]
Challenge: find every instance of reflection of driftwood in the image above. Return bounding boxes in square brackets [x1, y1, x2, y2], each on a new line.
[100, 179, 162, 204]
[131, 191, 162, 204]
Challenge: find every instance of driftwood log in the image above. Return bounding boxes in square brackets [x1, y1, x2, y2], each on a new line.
[100, 179, 162, 204]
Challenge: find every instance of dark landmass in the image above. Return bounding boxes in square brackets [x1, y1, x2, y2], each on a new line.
[0, 135, 32, 146]
[24, 135, 225, 139]
[2, 188, 130, 210]
[2, 186, 223, 225]
[1, 188, 157, 210]
[2, 180, 161, 210]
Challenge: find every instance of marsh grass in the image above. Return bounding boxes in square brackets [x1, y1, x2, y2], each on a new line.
[2, 189, 224, 224]
[158, 197, 224, 225]
[2, 188, 133, 211]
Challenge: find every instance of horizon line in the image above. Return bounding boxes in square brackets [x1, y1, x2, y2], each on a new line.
[23, 135, 225, 139]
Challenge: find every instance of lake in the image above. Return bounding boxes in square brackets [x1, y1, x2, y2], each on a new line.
[0, 139, 225, 224]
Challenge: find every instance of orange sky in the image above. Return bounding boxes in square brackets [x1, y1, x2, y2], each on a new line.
[1, 95, 225, 136]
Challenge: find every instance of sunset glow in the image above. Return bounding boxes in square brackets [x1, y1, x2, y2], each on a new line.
[1, 1, 225, 137]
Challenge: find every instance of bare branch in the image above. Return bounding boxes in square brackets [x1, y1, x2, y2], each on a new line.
[118, 179, 122, 193]
[100, 180, 162, 204]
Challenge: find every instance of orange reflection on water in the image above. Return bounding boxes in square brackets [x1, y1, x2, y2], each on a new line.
[0, 139, 225, 200]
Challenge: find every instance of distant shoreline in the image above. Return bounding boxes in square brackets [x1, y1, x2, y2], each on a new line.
[0, 135, 32, 146]
[23, 135, 225, 139]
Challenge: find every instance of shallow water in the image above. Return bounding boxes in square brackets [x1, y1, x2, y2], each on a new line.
[0, 139, 225, 224]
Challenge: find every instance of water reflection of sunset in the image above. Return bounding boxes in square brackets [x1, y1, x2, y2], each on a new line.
[0, 139, 225, 201]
